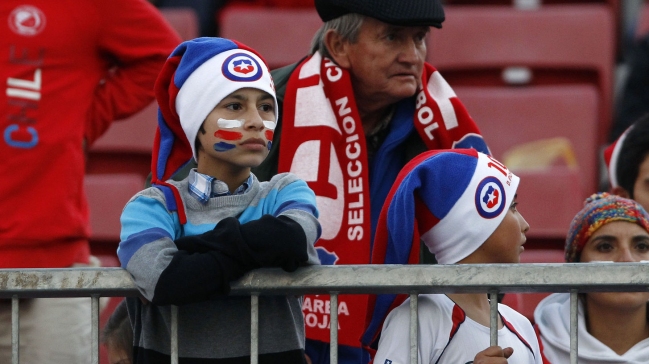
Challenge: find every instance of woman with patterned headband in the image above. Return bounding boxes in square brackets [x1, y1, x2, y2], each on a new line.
[534, 192, 649, 364]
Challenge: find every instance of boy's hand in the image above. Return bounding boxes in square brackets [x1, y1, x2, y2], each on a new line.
[472, 346, 513, 364]
[239, 215, 308, 271]
[174, 216, 308, 271]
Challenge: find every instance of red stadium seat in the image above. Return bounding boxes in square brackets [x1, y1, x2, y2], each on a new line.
[88, 102, 158, 178]
[456, 85, 597, 238]
[84, 173, 145, 245]
[440, 0, 621, 59]
[159, 7, 199, 41]
[428, 5, 616, 146]
[218, 6, 321, 69]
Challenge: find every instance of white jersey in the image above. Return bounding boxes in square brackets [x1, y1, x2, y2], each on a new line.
[534, 293, 649, 364]
[375, 294, 542, 364]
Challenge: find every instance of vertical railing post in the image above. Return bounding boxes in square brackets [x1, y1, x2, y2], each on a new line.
[409, 292, 418, 364]
[489, 290, 498, 347]
[91, 295, 100, 364]
[329, 293, 338, 364]
[11, 295, 19, 364]
[171, 305, 179, 364]
[251, 294, 259, 364]
[570, 290, 578, 364]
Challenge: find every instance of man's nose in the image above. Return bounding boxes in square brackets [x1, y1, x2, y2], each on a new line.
[399, 39, 422, 64]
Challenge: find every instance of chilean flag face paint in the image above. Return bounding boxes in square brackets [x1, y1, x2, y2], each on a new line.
[212, 118, 275, 152]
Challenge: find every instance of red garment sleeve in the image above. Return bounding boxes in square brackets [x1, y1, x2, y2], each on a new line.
[85, 0, 182, 145]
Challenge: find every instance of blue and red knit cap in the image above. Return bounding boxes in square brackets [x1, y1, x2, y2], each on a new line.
[603, 125, 633, 189]
[363, 149, 519, 350]
[376, 149, 520, 265]
[565, 192, 649, 262]
[152, 37, 277, 185]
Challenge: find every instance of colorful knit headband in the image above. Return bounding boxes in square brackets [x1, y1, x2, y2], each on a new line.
[565, 192, 649, 262]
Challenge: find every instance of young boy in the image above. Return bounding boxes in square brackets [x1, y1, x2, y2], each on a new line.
[363, 149, 541, 363]
[604, 113, 649, 211]
[101, 299, 133, 364]
[117, 37, 321, 364]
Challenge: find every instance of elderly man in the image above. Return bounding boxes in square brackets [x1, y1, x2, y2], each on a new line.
[167, 0, 489, 362]
[253, 0, 489, 363]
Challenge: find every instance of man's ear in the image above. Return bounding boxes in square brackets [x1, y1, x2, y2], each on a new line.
[323, 29, 351, 69]
[612, 186, 630, 198]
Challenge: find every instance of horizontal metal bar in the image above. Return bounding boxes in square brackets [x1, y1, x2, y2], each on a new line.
[231, 263, 649, 295]
[1, 263, 649, 298]
[0, 268, 137, 298]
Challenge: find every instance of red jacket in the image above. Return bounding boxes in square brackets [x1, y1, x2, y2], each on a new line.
[0, 0, 181, 268]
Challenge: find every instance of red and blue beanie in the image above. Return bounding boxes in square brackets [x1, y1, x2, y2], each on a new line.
[374, 148, 520, 265]
[603, 125, 633, 189]
[151, 37, 276, 222]
[362, 149, 519, 351]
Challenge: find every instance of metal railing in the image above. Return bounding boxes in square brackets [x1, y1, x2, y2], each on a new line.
[2, 263, 649, 364]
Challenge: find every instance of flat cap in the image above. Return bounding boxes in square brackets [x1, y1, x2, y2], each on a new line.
[314, 0, 445, 28]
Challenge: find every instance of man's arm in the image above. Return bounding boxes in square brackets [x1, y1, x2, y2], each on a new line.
[85, 0, 181, 144]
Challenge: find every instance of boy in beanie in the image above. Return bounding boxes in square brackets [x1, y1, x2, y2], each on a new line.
[535, 193, 649, 363]
[117, 37, 321, 364]
[364, 149, 541, 364]
[604, 113, 649, 211]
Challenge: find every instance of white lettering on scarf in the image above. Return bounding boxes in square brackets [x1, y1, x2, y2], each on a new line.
[334, 96, 364, 240]
[415, 71, 461, 141]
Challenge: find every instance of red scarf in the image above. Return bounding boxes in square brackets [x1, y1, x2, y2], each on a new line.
[278, 52, 485, 348]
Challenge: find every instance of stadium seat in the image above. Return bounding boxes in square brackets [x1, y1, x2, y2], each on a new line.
[455, 85, 597, 238]
[87, 102, 158, 179]
[159, 7, 200, 41]
[428, 5, 616, 146]
[502, 249, 565, 322]
[440, 0, 621, 59]
[219, 6, 321, 69]
[84, 173, 145, 245]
